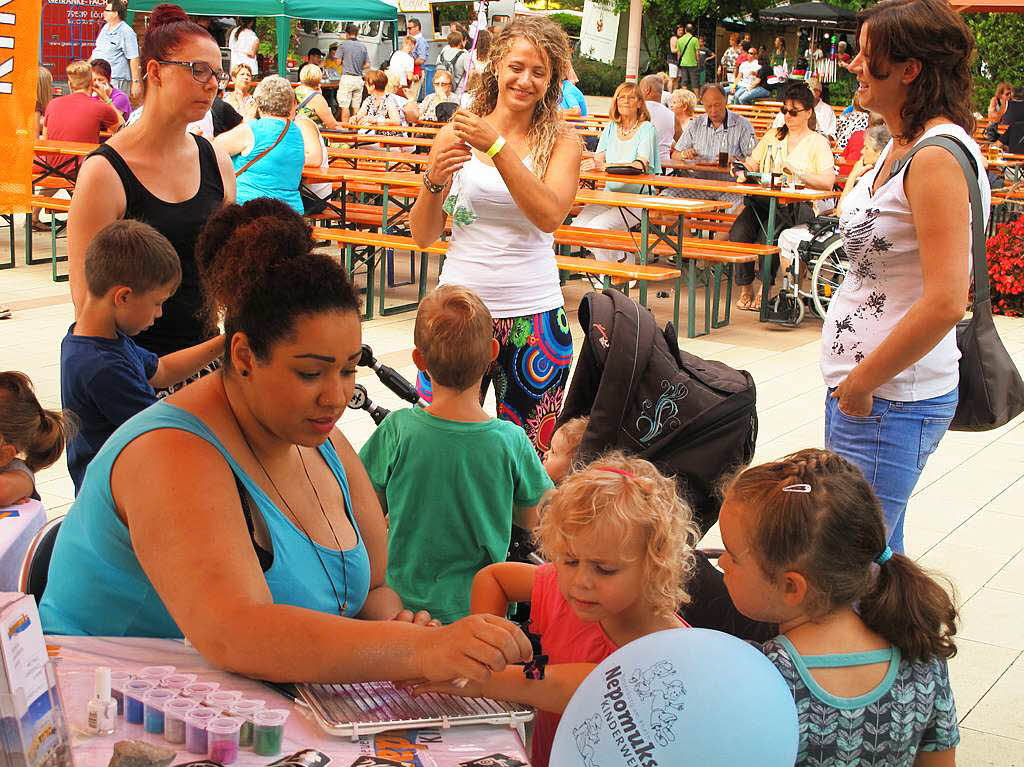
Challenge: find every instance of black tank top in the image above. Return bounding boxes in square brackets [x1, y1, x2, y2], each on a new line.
[91, 134, 224, 356]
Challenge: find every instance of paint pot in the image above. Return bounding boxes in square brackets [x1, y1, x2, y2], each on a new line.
[185, 707, 218, 754]
[123, 679, 154, 725]
[137, 665, 176, 683]
[142, 687, 176, 735]
[160, 673, 197, 692]
[204, 690, 243, 714]
[252, 709, 290, 757]
[207, 715, 244, 765]
[182, 681, 220, 701]
[227, 699, 266, 748]
[110, 671, 133, 717]
[163, 697, 197, 745]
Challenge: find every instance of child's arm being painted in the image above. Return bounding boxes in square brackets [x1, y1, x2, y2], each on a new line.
[412, 663, 596, 714]
[0, 470, 33, 507]
[470, 562, 536, 616]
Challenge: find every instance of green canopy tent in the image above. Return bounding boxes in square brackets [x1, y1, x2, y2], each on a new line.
[127, 0, 398, 75]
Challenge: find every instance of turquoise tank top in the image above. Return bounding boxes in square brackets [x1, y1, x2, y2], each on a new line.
[232, 117, 305, 214]
[40, 401, 370, 637]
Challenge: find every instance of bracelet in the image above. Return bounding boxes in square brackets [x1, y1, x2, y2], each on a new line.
[422, 172, 445, 195]
[486, 135, 506, 158]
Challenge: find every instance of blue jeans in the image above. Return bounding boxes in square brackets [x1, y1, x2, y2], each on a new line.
[824, 387, 958, 553]
[738, 86, 771, 105]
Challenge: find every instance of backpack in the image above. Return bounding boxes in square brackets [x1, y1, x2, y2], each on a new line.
[556, 290, 758, 533]
[438, 48, 466, 75]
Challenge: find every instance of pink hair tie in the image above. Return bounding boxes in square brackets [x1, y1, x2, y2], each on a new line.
[598, 467, 637, 479]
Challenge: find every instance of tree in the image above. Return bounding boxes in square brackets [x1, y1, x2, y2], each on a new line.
[965, 13, 1024, 112]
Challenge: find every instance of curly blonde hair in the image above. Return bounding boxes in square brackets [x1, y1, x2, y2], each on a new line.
[534, 452, 700, 617]
[470, 15, 579, 179]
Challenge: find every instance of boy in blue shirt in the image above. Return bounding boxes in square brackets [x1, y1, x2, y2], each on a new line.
[360, 286, 553, 624]
[61, 220, 224, 492]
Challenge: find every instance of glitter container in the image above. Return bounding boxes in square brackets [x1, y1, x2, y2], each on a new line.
[227, 699, 266, 748]
[185, 707, 218, 754]
[123, 679, 154, 725]
[204, 690, 243, 713]
[182, 681, 220, 701]
[163, 697, 197, 744]
[207, 715, 244, 765]
[160, 673, 197, 692]
[137, 665, 176, 683]
[142, 687, 176, 735]
[252, 708, 290, 756]
[110, 671, 133, 717]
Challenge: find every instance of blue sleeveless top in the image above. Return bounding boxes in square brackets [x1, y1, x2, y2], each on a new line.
[40, 401, 371, 637]
[232, 117, 305, 214]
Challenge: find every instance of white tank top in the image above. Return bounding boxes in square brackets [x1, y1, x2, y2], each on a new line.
[440, 151, 563, 319]
[820, 123, 991, 401]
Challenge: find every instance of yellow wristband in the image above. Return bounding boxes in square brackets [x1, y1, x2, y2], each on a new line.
[486, 135, 506, 158]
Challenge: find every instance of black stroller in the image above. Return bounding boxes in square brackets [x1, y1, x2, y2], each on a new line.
[555, 290, 773, 640]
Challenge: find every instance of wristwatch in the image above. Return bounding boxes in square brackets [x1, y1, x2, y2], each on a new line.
[422, 172, 444, 195]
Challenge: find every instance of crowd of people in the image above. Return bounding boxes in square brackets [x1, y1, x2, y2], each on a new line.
[10, 0, 1006, 763]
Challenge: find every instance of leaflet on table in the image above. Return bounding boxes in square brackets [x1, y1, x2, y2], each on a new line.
[0, 593, 68, 767]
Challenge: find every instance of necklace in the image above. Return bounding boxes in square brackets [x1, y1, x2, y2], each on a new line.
[618, 120, 640, 139]
[221, 375, 350, 615]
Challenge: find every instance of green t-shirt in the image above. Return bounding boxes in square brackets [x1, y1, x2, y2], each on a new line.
[676, 34, 698, 67]
[359, 408, 553, 624]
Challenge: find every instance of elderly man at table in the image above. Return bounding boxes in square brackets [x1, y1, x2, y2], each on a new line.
[640, 74, 675, 165]
[661, 83, 756, 213]
[90, 0, 141, 101]
[772, 77, 837, 140]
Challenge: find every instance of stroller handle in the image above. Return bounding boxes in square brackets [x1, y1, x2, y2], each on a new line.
[359, 344, 427, 408]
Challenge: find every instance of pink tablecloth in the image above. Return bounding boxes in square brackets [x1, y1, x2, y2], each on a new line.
[49, 636, 531, 767]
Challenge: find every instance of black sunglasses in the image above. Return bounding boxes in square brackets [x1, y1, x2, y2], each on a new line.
[779, 106, 808, 117]
[156, 59, 229, 85]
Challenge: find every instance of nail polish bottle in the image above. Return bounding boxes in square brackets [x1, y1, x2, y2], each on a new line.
[87, 666, 117, 736]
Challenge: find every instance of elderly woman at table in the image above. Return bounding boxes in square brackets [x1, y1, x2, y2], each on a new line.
[214, 76, 322, 214]
[730, 81, 835, 310]
[39, 199, 533, 685]
[823, 0, 989, 554]
[223, 63, 255, 118]
[668, 87, 697, 144]
[574, 81, 661, 265]
[295, 64, 344, 131]
[415, 70, 460, 122]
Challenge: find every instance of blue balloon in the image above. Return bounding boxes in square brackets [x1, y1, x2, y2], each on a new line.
[551, 628, 798, 767]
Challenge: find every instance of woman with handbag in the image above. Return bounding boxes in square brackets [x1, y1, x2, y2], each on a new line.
[214, 76, 320, 214]
[67, 4, 235, 385]
[573, 81, 660, 265]
[821, 0, 992, 553]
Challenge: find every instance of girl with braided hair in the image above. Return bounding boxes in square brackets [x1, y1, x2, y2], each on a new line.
[718, 448, 959, 766]
[410, 15, 582, 456]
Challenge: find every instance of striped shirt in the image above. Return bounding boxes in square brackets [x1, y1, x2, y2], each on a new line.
[674, 111, 757, 162]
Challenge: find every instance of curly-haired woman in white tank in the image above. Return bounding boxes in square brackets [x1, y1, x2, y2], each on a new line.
[410, 16, 582, 455]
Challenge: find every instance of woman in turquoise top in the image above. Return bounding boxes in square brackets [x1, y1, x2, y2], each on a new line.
[214, 75, 312, 214]
[40, 199, 533, 685]
[573, 81, 661, 264]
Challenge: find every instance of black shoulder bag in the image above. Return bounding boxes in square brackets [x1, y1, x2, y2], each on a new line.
[890, 135, 1024, 431]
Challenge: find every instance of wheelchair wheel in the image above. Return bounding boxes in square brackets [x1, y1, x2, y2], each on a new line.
[810, 234, 848, 321]
[768, 290, 805, 326]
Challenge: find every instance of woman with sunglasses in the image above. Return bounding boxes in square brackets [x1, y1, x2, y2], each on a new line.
[68, 4, 236, 385]
[417, 70, 460, 122]
[730, 82, 835, 310]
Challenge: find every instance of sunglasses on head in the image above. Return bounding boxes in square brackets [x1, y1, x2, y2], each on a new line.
[779, 106, 807, 117]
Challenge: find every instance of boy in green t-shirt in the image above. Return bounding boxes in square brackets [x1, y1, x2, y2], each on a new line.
[359, 286, 553, 624]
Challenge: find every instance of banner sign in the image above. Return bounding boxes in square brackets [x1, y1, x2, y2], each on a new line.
[580, 0, 618, 65]
[0, 0, 41, 213]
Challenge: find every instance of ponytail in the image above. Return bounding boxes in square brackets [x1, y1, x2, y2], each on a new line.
[0, 371, 69, 472]
[860, 554, 958, 663]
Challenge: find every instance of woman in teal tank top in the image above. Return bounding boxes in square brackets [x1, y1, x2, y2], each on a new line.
[213, 75, 309, 214]
[40, 199, 532, 685]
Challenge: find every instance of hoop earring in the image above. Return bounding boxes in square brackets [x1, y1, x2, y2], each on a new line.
[240, 370, 249, 378]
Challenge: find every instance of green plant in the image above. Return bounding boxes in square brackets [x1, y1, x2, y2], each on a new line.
[965, 13, 1024, 113]
[827, 71, 858, 110]
[549, 12, 581, 38]
[987, 215, 1024, 318]
[573, 56, 625, 97]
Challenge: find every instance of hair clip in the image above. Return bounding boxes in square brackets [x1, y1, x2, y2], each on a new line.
[598, 467, 637, 479]
[874, 546, 893, 565]
[782, 483, 812, 493]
